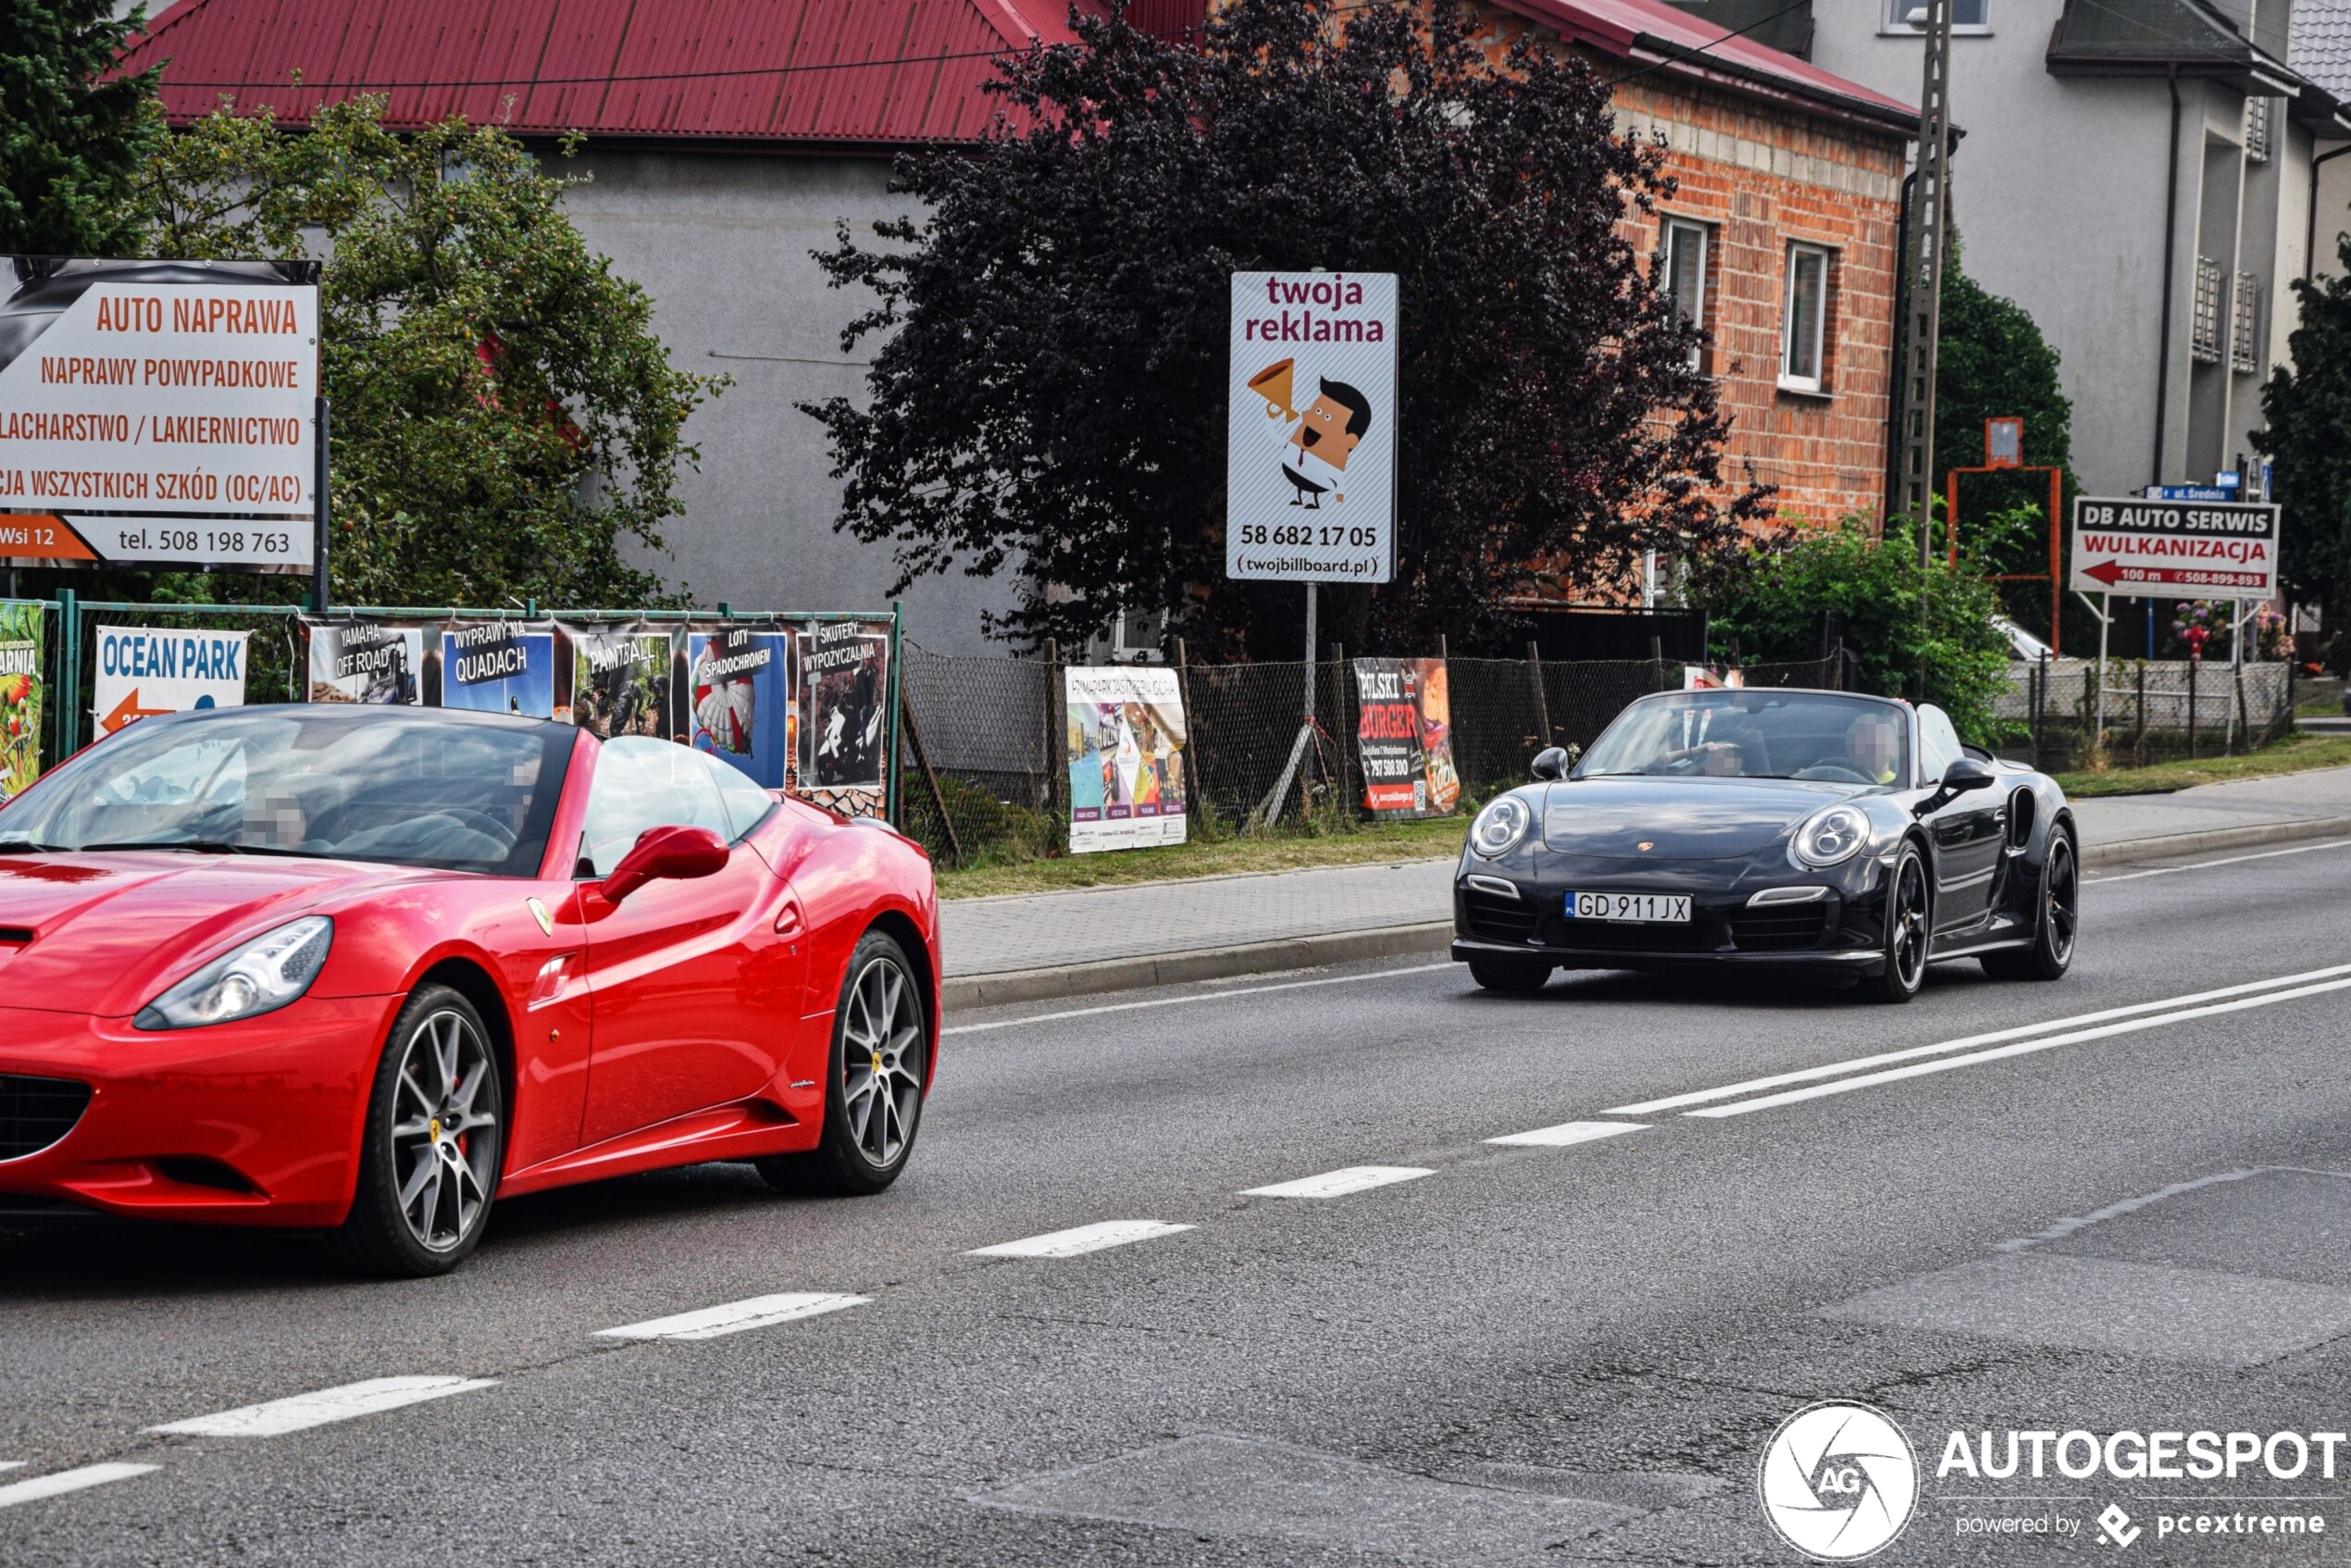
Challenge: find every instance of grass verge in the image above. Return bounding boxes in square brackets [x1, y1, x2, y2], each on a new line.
[2054, 730, 2351, 797]
[937, 814, 1466, 899]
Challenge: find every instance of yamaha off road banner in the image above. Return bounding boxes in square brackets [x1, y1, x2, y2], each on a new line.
[0, 257, 320, 572]
[799, 621, 891, 818]
[689, 623, 795, 790]
[301, 618, 425, 705]
[1226, 271, 1398, 584]
[1065, 665, 1188, 853]
[1351, 657, 1460, 819]
[90, 623, 247, 735]
[565, 622, 682, 740]
[440, 620, 558, 718]
[0, 603, 44, 803]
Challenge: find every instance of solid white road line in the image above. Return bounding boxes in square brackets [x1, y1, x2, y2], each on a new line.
[596, 1292, 869, 1342]
[967, 1220, 1194, 1258]
[1485, 1120, 1650, 1149]
[0, 1463, 157, 1512]
[2087, 836, 2351, 883]
[0, 1462, 21, 1473]
[1687, 974, 2351, 1118]
[942, 964, 1455, 1035]
[1240, 1165, 1434, 1199]
[1604, 961, 2351, 1117]
[146, 1376, 499, 1438]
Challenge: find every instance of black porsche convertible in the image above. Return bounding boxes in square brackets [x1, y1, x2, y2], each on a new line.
[1451, 689, 2076, 1002]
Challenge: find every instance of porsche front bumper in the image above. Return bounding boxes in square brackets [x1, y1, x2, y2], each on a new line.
[1452, 864, 1889, 976]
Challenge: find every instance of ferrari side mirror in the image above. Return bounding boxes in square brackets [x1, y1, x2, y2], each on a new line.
[602, 824, 729, 904]
[1530, 746, 1571, 781]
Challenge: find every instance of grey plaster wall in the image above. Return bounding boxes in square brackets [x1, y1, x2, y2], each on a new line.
[558, 151, 1018, 653]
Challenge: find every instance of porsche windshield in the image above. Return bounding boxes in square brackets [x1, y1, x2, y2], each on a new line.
[1581, 692, 1910, 785]
[0, 707, 574, 875]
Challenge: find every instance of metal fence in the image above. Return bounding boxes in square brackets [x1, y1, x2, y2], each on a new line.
[1993, 657, 2295, 771]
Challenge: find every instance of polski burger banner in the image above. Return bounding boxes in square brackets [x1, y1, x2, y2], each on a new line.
[1064, 665, 1188, 853]
[91, 623, 248, 735]
[1351, 657, 1460, 819]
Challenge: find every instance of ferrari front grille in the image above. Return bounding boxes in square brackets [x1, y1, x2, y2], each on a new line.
[1728, 906, 1831, 952]
[0, 1074, 93, 1161]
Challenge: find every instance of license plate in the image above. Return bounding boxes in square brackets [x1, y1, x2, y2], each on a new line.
[1568, 892, 1691, 923]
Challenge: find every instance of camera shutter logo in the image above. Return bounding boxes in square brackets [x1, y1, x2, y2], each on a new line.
[1758, 1401, 1919, 1560]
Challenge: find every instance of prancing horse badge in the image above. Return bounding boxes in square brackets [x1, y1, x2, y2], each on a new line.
[527, 897, 554, 936]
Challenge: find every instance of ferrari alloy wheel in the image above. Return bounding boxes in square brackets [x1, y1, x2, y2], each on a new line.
[1982, 830, 2077, 982]
[332, 985, 504, 1277]
[1858, 845, 1931, 1004]
[1468, 958, 1554, 995]
[757, 929, 928, 1197]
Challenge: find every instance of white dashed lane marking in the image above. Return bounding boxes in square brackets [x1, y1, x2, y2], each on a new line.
[1241, 1165, 1433, 1199]
[1484, 1120, 1649, 1148]
[597, 1293, 869, 1342]
[968, 1220, 1194, 1259]
[0, 1463, 157, 1511]
[146, 1376, 500, 1437]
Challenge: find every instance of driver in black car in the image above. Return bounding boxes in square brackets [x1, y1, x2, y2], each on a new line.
[1844, 712, 1902, 785]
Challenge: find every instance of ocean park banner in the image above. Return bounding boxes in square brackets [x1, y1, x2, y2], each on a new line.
[1064, 665, 1188, 853]
[90, 623, 247, 735]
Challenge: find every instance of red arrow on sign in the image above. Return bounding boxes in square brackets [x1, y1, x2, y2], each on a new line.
[101, 690, 172, 734]
[2082, 558, 2269, 591]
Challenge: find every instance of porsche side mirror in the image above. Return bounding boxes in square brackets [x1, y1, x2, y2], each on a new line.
[602, 824, 729, 903]
[1943, 757, 1996, 793]
[1530, 746, 1572, 781]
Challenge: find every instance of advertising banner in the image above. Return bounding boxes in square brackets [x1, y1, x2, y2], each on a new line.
[688, 624, 796, 790]
[91, 623, 247, 735]
[302, 618, 425, 705]
[0, 604, 43, 803]
[1350, 657, 1459, 819]
[1065, 665, 1188, 853]
[800, 621, 891, 817]
[566, 623, 682, 740]
[0, 259, 320, 572]
[1226, 271, 1399, 584]
[2070, 495, 2281, 597]
[441, 620, 559, 719]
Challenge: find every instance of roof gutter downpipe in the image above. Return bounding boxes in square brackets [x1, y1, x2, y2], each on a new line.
[2154, 65, 2182, 488]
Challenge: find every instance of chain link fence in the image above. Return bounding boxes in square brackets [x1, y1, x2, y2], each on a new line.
[1992, 657, 2295, 771]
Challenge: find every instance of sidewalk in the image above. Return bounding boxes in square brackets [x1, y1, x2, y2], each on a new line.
[939, 766, 2351, 1008]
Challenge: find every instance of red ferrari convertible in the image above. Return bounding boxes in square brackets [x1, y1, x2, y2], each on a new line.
[0, 705, 939, 1276]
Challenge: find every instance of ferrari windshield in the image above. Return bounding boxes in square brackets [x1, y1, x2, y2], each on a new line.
[0, 707, 574, 875]
[1581, 691, 1911, 786]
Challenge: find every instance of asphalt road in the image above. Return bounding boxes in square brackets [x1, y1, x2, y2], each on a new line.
[8, 835, 2351, 1565]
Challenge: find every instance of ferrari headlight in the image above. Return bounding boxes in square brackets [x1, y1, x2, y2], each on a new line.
[135, 916, 334, 1030]
[1470, 795, 1533, 858]
[1791, 805, 1871, 869]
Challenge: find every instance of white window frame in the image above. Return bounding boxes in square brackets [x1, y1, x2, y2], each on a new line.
[1881, 0, 1990, 34]
[1778, 243, 1833, 395]
[1662, 218, 1710, 369]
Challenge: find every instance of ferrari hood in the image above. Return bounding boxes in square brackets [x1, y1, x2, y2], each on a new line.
[1539, 778, 1861, 860]
[0, 852, 422, 1016]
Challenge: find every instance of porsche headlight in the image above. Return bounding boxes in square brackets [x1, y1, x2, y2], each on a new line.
[1470, 795, 1534, 859]
[1791, 805, 1871, 869]
[135, 916, 334, 1030]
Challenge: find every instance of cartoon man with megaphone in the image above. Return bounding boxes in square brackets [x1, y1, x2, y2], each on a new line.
[1248, 356, 1373, 509]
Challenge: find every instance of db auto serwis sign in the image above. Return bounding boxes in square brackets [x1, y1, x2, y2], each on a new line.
[0, 259, 319, 573]
[1226, 271, 1398, 584]
[2069, 495, 2279, 597]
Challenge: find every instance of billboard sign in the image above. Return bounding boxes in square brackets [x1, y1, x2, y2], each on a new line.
[1065, 665, 1188, 852]
[1226, 271, 1398, 584]
[0, 259, 319, 573]
[2070, 496, 2280, 598]
[1351, 657, 1459, 819]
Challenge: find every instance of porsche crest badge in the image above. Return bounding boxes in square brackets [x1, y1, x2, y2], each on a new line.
[1637, 840, 1655, 852]
[527, 897, 554, 936]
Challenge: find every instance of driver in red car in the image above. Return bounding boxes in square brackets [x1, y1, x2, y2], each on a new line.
[1844, 712, 1902, 785]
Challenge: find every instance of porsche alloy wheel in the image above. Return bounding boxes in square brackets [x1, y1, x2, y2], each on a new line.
[1859, 846, 1931, 1004]
[1983, 830, 2078, 982]
[758, 930, 928, 1197]
[334, 985, 504, 1277]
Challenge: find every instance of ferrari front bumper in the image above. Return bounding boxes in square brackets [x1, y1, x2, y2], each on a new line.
[0, 997, 395, 1227]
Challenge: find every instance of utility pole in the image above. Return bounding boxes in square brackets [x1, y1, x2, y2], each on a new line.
[1895, 0, 1956, 561]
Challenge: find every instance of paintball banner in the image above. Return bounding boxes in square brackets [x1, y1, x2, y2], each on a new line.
[302, 617, 427, 705]
[0, 604, 43, 803]
[688, 623, 796, 790]
[441, 620, 560, 719]
[800, 620, 892, 818]
[1065, 665, 1188, 853]
[566, 622, 683, 740]
[1351, 657, 1459, 819]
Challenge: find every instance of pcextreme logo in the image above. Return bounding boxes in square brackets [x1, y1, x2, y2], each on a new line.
[1759, 1401, 1921, 1561]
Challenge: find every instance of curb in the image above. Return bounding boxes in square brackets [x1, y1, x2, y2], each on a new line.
[939, 814, 2351, 1012]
